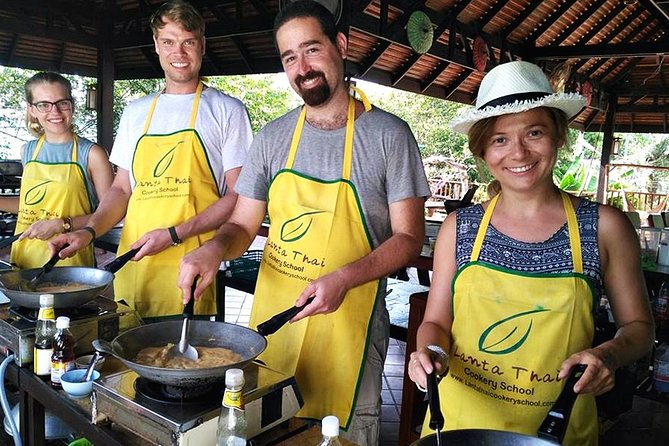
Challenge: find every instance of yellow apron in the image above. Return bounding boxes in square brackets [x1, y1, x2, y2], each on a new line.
[423, 191, 598, 445]
[249, 91, 379, 427]
[12, 135, 94, 268]
[115, 82, 220, 318]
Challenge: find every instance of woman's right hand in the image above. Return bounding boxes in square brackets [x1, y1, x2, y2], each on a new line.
[408, 347, 448, 391]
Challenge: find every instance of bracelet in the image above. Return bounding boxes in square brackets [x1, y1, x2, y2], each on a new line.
[415, 382, 427, 393]
[168, 226, 182, 246]
[426, 344, 448, 361]
[81, 226, 96, 243]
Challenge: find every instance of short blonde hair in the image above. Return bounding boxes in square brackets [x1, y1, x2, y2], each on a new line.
[150, 0, 205, 39]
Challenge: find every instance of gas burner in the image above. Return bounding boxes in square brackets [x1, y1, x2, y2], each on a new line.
[135, 377, 224, 405]
[10, 300, 106, 323]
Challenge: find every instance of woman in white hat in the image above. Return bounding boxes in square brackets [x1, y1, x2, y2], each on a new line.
[408, 61, 653, 445]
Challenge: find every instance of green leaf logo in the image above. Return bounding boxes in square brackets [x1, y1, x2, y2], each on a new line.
[478, 308, 549, 355]
[153, 141, 183, 177]
[280, 211, 324, 242]
[24, 180, 51, 206]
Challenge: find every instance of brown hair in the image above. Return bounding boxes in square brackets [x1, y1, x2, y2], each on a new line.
[150, 0, 205, 39]
[24, 72, 74, 137]
[467, 107, 569, 196]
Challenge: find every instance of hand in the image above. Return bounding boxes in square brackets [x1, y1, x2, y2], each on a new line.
[21, 219, 64, 241]
[49, 230, 93, 259]
[129, 228, 175, 260]
[291, 270, 350, 322]
[178, 240, 225, 303]
[407, 347, 448, 391]
[559, 348, 616, 395]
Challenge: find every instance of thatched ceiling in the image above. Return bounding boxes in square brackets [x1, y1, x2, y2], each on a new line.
[2, 0, 669, 133]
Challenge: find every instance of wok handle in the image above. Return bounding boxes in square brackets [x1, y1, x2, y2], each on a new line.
[256, 296, 315, 336]
[0, 233, 22, 250]
[104, 247, 141, 273]
[426, 370, 444, 431]
[538, 364, 587, 443]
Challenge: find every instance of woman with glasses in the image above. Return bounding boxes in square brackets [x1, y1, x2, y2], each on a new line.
[1, 72, 113, 268]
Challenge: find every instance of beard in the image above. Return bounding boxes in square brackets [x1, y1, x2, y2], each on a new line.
[295, 70, 331, 106]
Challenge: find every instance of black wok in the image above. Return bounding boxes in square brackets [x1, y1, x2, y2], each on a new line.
[412, 364, 587, 446]
[93, 320, 267, 387]
[0, 247, 138, 309]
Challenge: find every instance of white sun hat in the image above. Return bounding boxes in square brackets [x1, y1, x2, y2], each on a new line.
[450, 61, 586, 134]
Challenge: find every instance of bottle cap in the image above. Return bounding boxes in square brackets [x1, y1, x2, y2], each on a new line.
[225, 368, 244, 387]
[39, 294, 54, 307]
[321, 415, 339, 437]
[55, 316, 70, 329]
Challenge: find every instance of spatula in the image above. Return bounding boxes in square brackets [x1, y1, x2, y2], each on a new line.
[24, 247, 64, 291]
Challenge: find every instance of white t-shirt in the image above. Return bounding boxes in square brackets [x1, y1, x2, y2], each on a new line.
[110, 86, 252, 194]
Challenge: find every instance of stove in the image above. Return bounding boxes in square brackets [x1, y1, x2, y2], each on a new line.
[93, 362, 303, 445]
[0, 297, 141, 366]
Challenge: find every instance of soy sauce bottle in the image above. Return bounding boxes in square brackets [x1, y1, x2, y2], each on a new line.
[50, 316, 75, 388]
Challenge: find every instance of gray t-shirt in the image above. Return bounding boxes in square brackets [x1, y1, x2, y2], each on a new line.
[236, 105, 430, 247]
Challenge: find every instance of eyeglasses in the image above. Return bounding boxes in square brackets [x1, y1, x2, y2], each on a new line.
[31, 99, 73, 113]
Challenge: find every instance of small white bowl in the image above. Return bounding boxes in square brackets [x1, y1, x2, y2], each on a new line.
[74, 354, 105, 371]
[60, 369, 100, 398]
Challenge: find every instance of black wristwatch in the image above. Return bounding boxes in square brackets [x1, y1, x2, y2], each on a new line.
[168, 226, 182, 246]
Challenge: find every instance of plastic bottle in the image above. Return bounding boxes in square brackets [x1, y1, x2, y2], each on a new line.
[654, 282, 669, 335]
[317, 415, 342, 446]
[33, 294, 56, 377]
[216, 368, 247, 446]
[654, 343, 669, 393]
[50, 316, 76, 389]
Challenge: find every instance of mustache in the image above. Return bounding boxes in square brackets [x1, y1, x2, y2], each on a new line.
[295, 70, 326, 86]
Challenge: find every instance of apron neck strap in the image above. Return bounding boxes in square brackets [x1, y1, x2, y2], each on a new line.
[470, 190, 583, 273]
[33, 134, 78, 162]
[286, 92, 367, 180]
[142, 81, 204, 134]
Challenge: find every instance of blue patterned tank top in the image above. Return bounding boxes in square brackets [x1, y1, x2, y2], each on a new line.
[455, 198, 603, 298]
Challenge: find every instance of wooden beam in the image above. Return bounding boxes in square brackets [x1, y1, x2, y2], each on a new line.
[552, 0, 609, 46]
[442, 68, 472, 100]
[526, 40, 669, 60]
[564, 1, 627, 46]
[525, 0, 575, 43]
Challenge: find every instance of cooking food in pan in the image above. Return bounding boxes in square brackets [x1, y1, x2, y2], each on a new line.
[135, 343, 242, 369]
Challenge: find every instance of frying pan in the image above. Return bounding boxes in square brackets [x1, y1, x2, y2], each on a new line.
[92, 320, 267, 387]
[0, 247, 138, 309]
[412, 364, 587, 445]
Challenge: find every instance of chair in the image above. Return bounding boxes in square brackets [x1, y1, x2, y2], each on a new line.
[443, 185, 479, 214]
[649, 214, 665, 228]
[624, 211, 641, 229]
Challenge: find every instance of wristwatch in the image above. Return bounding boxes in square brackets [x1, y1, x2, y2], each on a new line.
[168, 226, 182, 246]
[62, 217, 72, 233]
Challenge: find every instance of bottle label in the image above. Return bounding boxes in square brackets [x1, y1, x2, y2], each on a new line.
[222, 390, 244, 411]
[34, 347, 53, 376]
[50, 360, 75, 385]
[38, 308, 55, 320]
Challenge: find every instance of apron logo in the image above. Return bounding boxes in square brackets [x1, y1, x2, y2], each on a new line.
[478, 308, 549, 355]
[280, 211, 324, 242]
[153, 141, 184, 177]
[24, 180, 52, 206]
